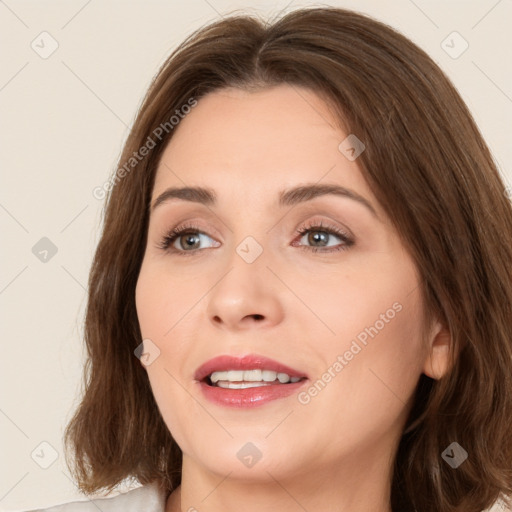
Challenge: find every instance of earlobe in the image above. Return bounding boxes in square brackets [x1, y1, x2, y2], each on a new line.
[422, 322, 452, 380]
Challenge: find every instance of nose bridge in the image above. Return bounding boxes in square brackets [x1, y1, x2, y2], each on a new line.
[223, 195, 270, 270]
[205, 227, 284, 329]
[220, 230, 269, 300]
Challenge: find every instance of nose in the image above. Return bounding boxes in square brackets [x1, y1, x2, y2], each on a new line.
[205, 247, 285, 331]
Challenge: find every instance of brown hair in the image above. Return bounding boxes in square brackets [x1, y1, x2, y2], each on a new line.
[64, 7, 512, 511]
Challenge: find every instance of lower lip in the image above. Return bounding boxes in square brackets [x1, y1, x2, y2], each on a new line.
[198, 380, 307, 408]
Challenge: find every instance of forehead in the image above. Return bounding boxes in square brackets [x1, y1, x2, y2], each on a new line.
[152, 85, 376, 211]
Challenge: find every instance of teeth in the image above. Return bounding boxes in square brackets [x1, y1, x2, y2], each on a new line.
[209, 369, 302, 386]
[244, 369, 262, 381]
[217, 381, 272, 389]
[262, 370, 277, 381]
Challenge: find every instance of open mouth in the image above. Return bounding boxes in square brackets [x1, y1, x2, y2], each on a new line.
[204, 369, 307, 389]
[196, 355, 308, 407]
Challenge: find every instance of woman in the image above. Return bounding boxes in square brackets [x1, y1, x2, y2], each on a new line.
[28, 6, 512, 512]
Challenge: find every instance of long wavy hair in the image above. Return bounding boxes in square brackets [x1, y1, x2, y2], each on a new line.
[64, 7, 512, 512]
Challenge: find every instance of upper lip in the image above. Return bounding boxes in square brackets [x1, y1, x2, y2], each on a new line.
[194, 354, 308, 382]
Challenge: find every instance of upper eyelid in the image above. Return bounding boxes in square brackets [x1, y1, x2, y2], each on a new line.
[160, 218, 222, 237]
[164, 218, 351, 237]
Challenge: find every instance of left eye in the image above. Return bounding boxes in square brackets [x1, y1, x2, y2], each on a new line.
[292, 223, 354, 253]
[296, 228, 344, 248]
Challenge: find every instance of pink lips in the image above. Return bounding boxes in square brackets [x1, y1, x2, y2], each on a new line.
[194, 354, 308, 408]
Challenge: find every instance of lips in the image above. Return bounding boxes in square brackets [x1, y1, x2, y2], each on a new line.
[194, 354, 308, 383]
[194, 354, 309, 408]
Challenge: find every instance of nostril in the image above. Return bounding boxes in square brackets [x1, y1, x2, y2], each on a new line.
[252, 314, 264, 321]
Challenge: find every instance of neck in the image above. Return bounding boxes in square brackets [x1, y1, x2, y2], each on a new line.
[166, 440, 396, 512]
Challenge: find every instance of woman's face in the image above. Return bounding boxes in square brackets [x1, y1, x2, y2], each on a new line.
[135, 84, 433, 485]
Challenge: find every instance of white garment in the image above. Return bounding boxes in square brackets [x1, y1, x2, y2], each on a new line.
[17, 482, 166, 512]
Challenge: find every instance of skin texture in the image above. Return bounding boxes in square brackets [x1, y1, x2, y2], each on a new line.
[135, 84, 451, 512]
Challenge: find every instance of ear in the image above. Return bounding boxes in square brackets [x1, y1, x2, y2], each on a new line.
[422, 320, 452, 380]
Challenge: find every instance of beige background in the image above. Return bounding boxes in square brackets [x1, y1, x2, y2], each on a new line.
[1, 0, 511, 510]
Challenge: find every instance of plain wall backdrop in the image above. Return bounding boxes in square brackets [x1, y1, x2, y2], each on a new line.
[1, 0, 511, 510]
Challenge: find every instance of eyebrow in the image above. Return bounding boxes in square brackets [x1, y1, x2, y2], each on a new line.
[151, 183, 377, 217]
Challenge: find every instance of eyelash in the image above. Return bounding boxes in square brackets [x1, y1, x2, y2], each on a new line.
[156, 220, 354, 256]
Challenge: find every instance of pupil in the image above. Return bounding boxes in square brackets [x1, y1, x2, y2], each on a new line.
[309, 231, 328, 246]
[183, 234, 200, 249]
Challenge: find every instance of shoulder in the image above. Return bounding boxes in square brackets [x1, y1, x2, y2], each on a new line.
[484, 497, 512, 512]
[20, 482, 167, 512]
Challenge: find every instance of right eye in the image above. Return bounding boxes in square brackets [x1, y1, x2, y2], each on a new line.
[156, 223, 220, 256]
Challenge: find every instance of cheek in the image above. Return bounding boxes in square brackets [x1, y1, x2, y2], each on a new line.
[302, 283, 426, 443]
[135, 269, 198, 402]
[135, 261, 200, 342]
[135, 264, 204, 451]
[144, 363, 202, 459]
